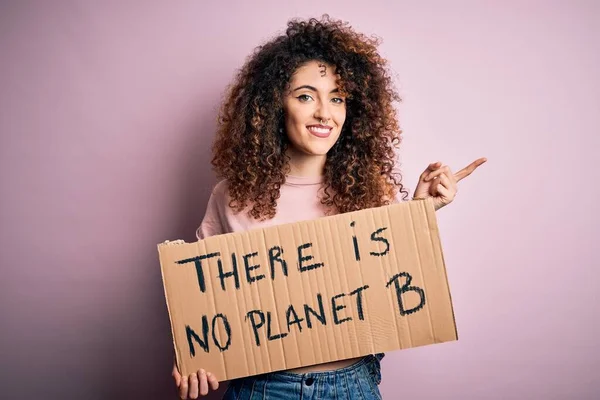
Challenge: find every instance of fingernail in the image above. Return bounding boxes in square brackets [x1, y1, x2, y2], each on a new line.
[200, 369, 205, 375]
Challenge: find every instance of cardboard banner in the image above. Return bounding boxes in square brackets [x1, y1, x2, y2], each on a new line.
[158, 198, 457, 381]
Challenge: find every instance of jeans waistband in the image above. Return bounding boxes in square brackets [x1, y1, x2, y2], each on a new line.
[258, 355, 375, 383]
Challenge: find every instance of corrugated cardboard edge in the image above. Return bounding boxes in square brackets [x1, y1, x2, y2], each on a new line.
[158, 240, 184, 374]
[423, 200, 459, 341]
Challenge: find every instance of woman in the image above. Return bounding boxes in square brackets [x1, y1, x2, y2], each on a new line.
[173, 15, 485, 399]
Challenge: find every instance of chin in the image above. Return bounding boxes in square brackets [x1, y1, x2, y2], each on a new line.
[289, 134, 340, 156]
[308, 137, 340, 154]
[303, 144, 336, 156]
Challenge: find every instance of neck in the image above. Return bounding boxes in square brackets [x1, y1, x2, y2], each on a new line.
[285, 147, 326, 177]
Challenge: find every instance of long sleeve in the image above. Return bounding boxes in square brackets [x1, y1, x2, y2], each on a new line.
[195, 182, 227, 240]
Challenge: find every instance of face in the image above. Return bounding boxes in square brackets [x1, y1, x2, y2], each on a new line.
[282, 60, 347, 157]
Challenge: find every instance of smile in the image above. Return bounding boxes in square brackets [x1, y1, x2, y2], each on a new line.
[307, 125, 332, 138]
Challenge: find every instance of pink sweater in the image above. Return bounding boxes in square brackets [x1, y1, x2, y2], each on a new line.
[196, 175, 402, 240]
[196, 175, 330, 240]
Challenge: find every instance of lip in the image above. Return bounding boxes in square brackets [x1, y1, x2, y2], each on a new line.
[306, 124, 333, 138]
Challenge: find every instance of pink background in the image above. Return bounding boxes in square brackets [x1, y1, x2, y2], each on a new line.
[1, 1, 598, 399]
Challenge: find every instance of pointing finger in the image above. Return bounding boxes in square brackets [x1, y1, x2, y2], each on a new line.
[454, 158, 487, 182]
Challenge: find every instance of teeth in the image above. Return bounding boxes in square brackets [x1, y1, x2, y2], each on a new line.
[308, 127, 330, 134]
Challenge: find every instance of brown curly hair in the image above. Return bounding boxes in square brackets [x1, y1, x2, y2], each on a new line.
[211, 15, 409, 220]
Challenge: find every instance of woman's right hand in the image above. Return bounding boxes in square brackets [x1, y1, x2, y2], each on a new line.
[172, 361, 219, 399]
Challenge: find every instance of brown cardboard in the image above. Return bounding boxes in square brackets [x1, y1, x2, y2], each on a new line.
[158, 198, 457, 381]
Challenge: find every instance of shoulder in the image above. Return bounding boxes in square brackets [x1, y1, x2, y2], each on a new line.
[210, 179, 230, 199]
[204, 179, 236, 218]
[196, 179, 231, 240]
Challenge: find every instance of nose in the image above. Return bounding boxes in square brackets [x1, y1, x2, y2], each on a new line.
[314, 102, 332, 124]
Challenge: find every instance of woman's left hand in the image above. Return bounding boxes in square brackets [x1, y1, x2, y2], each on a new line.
[413, 158, 487, 211]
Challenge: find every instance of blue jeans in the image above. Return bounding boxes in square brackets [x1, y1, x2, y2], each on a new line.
[222, 354, 384, 399]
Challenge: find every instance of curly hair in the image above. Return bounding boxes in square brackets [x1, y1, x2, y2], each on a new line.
[211, 15, 409, 220]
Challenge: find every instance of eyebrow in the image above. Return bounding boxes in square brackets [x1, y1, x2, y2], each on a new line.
[292, 85, 340, 93]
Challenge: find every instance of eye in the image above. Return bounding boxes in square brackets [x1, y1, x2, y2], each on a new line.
[297, 94, 313, 102]
[331, 97, 345, 104]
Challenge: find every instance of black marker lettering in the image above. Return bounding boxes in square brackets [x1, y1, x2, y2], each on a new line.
[267, 311, 288, 341]
[243, 251, 264, 284]
[211, 314, 232, 351]
[176, 253, 220, 293]
[268, 246, 288, 279]
[245, 310, 265, 346]
[217, 253, 240, 291]
[370, 227, 390, 256]
[304, 293, 327, 328]
[285, 305, 304, 333]
[349, 285, 370, 320]
[331, 293, 352, 325]
[298, 242, 324, 272]
[185, 316, 209, 356]
[386, 272, 426, 316]
[351, 221, 361, 261]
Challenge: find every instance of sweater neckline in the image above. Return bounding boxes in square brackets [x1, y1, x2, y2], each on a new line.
[284, 174, 324, 186]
